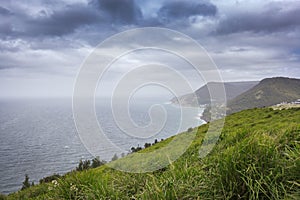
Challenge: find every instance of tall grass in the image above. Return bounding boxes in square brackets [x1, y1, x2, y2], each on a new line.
[5, 108, 300, 199]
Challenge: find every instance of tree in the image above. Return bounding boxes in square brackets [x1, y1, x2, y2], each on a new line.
[83, 160, 91, 170]
[39, 174, 61, 184]
[76, 159, 91, 171]
[131, 146, 142, 153]
[131, 147, 136, 153]
[91, 157, 105, 168]
[111, 153, 118, 161]
[144, 143, 151, 148]
[187, 127, 193, 132]
[21, 174, 31, 190]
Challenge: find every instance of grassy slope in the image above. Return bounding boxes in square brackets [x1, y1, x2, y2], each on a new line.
[5, 108, 300, 200]
[227, 77, 300, 114]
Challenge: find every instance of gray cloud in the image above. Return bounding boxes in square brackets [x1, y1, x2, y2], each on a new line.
[92, 0, 142, 24]
[0, 23, 12, 36]
[0, 6, 12, 16]
[0, 0, 218, 39]
[0, 0, 144, 39]
[157, 0, 217, 24]
[1, 0, 300, 98]
[0, 6, 13, 37]
[216, 4, 300, 35]
[14, 4, 101, 37]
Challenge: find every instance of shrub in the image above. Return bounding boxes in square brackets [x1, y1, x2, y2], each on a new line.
[0, 193, 6, 200]
[39, 174, 61, 184]
[91, 156, 106, 168]
[21, 174, 31, 190]
[111, 154, 118, 161]
[144, 143, 151, 148]
[76, 159, 91, 171]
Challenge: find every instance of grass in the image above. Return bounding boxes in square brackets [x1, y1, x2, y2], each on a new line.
[227, 77, 300, 114]
[4, 107, 300, 199]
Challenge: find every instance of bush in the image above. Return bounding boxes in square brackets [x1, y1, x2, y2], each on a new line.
[131, 146, 142, 153]
[111, 154, 118, 161]
[0, 193, 6, 200]
[144, 143, 151, 148]
[91, 156, 106, 168]
[21, 174, 32, 190]
[39, 174, 61, 184]
[76, 159, 91, 171]
[265, 114, 272, 118]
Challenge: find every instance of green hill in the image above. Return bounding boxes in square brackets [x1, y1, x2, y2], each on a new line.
[5, 107, 300, 199]
[227, 77, 300, 114]
[171, 81, 258, 106]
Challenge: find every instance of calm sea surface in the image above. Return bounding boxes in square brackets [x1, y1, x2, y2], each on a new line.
[0, 98, 204, 194]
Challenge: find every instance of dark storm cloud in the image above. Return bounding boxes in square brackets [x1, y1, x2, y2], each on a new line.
[0, 0, 144, 39]
[216, 5, 300, 35]
[15, 4, 101, 37]
[157, 0, 217, 24]
[0, 6, 12, 37]
[91, 0, 142, 24]
[0, 6, 12, 16]
[0, 0, 219, 39]
[0, 23, 12, 36]
[0, 3, 100, 38]
[24, 5, 101, 36]
[1, 0, 300, 98]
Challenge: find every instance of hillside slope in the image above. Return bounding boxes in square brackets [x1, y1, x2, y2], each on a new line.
[6, 107, 300, 199]
[171, 81, 258, 106]
[227, 77, 300, 114]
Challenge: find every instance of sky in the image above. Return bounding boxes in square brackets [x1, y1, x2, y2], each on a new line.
[0, 0, 300, 98]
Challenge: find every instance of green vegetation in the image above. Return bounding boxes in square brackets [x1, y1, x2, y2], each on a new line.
[171, 81, 258, 106]
[21, 175, 34, 191]
[0, 193, 6, 200]
[227, 77, 300, 114]
[76, 157, 106, 172]
[201, 77, 300, 121]
[39, 174, 61, 184]
[5, 107, 300, 199]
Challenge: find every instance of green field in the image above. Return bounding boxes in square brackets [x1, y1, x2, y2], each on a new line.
[4, 107, 300, 199]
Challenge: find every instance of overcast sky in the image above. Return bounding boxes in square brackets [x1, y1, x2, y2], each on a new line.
[0, 0, 300, 98]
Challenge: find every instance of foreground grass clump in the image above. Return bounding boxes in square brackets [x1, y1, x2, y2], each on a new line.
[6, 108, 300, 199]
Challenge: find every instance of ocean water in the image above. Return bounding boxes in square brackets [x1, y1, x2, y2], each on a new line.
[0, 98, 204, 194]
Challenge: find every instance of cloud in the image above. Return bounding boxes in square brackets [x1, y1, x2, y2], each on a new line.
[0, 0, 219, 40]
[1, 0, 300, 98]
[216, 2, 300, 35]
[157, 0, 217, 24]
[0, 23, 12, 36]
[0, 6, 13, 37]
[1, 0, 144, 39]
[92, 0, 142, 25]
[15, 4, 102, 37]
[0, 6, 12, 16]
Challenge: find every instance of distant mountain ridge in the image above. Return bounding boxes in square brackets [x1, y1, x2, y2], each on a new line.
[200, 77, 300, 122]
[171, 81, 259, 106]
[227, 77, 300, 114]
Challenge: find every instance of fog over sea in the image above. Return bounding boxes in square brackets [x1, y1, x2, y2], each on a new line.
[0, 97, 204, 194]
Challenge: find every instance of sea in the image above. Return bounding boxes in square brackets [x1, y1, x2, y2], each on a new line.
[0, 97, 204, 194]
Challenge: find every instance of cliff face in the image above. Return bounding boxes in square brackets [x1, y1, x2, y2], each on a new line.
[171, 81, 258, 106]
